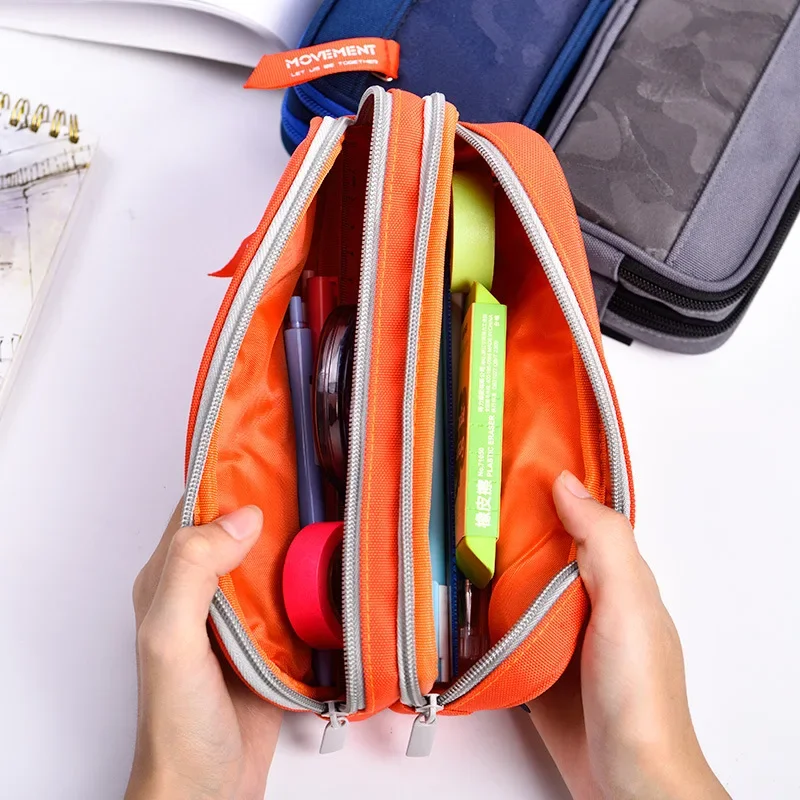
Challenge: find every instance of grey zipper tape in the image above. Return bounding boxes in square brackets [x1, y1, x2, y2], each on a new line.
[339, 86, 394, 718]
[438, 563, 579, 706]
[182, 114, 351, 713]
[397, 92, 448, 711]
[406, 563, 581, 756]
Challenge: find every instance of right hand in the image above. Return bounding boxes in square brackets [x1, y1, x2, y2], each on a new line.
[528, 471, 730, 800]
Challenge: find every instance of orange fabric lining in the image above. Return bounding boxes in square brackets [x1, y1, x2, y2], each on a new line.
[304, 127, 370, 301]
[303, 155, 344, 279]
[461, 121, 634, 521]
[434, 121, 632, 710]
[200, 204, 332, 698]
[189, 126, 352, 701]
[212, 208, 317, 686]
[486, 191, 592, 639]
[186, 117, 325, 471]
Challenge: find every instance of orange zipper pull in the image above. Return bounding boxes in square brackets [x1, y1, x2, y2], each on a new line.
[245, 37, 400, 91]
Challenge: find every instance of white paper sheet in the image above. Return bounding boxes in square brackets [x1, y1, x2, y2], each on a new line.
[0, 0, 324, 67]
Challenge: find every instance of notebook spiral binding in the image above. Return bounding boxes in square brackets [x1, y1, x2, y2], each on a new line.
[0, 92, 81, 143]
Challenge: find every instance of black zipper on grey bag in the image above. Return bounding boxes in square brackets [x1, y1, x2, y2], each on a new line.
[607, 183, 800, 339]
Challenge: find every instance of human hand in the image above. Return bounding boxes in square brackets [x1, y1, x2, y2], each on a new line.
[528, 472, 729, 800]
[126, 504, 283, 800]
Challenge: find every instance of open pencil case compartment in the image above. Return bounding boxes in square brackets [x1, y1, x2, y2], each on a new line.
[546, 0, 800, 353]
[183, 86, 634, 754]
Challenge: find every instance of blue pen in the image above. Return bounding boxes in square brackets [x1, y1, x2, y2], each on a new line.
[285, 297, 335, 686]
[284, 296, 325, 528]
[444, 280, 461, 677]
[429, 341, 452, 683]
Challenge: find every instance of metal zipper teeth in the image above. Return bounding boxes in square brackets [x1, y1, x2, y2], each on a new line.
[608, 290, 740, 337]
[397, 93, 447, 710]
[210, 593, 325, 712]
[619, 267, 747, 311]
[615, 179, 800, 323]
[438, 563, 580, 705]
[435, 125, 632, 709]
[340, 87, 393, 716]
[181, 115, 351, 714]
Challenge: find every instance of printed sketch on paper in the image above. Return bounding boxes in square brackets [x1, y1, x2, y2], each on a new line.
[0, 114, 93, 388]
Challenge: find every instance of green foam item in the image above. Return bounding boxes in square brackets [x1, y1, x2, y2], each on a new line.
[450, 170, 495, 294]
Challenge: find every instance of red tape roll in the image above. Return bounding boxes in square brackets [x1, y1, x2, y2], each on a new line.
[282, 522, 344, 650]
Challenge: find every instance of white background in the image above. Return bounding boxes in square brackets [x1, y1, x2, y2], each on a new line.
[0, 27, 798, 800]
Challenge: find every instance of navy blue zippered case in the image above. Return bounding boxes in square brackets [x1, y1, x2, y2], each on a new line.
[281, 0, 614, 152]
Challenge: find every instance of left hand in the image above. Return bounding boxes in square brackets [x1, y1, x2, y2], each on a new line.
[126, 503, 283, 800]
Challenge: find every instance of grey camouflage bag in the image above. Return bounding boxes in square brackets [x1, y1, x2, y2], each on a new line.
[547, 0, 800, 353]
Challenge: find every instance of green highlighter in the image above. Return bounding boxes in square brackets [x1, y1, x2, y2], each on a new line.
[455, 282, 507, 589]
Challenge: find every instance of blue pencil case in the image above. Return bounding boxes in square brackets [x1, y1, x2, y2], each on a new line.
[280, 0, 614, 152]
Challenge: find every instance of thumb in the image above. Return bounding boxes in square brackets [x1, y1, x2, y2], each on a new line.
[553, 471, 648, 604]
[144, 506, 263, 645]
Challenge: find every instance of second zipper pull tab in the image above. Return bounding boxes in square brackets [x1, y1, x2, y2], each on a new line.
[320, 701, 348, 754]
[406, 694, 440, 757]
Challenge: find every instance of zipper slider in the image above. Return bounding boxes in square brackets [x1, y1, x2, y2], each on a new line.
[406, 694, 440, 757]
[319, 701, 349, 754]
[319, 700, 348, 756]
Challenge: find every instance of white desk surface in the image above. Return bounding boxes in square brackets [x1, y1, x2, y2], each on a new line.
[0, 28, 798, 800]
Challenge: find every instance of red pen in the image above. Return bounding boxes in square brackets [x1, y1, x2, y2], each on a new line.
[307, 276, 339, 355]
[306, 275, 341, 520]
[298, 269, 315, 299]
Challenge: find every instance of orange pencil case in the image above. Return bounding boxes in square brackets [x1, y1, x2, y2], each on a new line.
[184, 87, 634, 755]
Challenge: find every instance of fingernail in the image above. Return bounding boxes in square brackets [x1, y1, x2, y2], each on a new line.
[217, 506, 262, 540]
[560, 470, 592, 499]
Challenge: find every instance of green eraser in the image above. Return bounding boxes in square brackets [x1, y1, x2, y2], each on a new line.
[455, 282, 507, 589]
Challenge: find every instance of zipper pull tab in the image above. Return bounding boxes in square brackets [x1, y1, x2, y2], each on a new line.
[406, 694, 440, 757]
[320, 701, 348, 754]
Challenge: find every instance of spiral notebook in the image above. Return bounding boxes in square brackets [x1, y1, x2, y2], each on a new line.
[0, 93, 96, 408]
